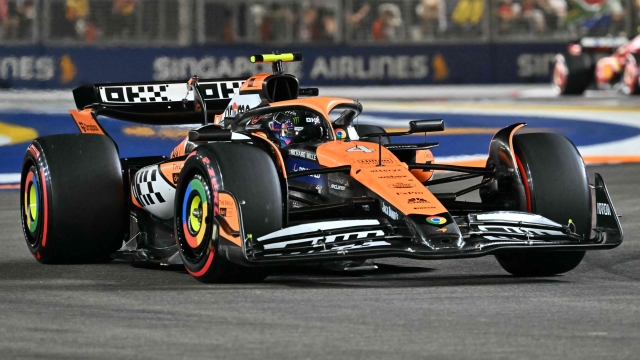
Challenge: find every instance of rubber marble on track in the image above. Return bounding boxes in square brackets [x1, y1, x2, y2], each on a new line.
[0, 164, 638, 360]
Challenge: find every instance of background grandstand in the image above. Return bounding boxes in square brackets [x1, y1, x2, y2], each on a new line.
[0, 0, 637, 45]
[0, 0, 638, 89]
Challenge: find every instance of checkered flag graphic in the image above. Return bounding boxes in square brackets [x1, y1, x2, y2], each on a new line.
[126, 85, 170, 103]
[133, 169, 166, 206]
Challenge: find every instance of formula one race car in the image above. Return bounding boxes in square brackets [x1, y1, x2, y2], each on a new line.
[554, 35, 640, 95]
[20, 52, 623, 283]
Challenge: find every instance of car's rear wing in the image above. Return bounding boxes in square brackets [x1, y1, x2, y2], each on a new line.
[72, 77, 247, 125]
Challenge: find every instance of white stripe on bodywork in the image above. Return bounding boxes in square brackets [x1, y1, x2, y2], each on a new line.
[263, 230, 385, 250]
[257, 219, 381, 242]
[475, 212, 562, 227]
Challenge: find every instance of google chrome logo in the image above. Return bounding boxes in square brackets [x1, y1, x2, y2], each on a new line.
[426, 216, 447, 225]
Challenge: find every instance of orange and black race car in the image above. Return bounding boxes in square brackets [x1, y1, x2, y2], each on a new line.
[20, 53, 622, 283]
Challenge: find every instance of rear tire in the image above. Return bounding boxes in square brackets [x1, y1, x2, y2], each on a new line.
[553, 53, 593, 95]
[622, 54, 640, 95]
[175, 143, 282, 283]
[495, 133, 590, 276]
[20, 135, 126, 264]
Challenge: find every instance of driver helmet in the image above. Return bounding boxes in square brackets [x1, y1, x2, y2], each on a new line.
[247, 110, 321, 147]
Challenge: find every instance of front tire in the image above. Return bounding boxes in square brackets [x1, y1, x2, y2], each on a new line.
[175, 143, 282, 283]
[495, 133, 590, 276]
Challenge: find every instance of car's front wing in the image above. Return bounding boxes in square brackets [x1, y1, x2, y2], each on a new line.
[228, 173, 622, 266]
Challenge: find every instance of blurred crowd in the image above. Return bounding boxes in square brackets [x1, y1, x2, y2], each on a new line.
[0, 0, 639, 43]
[496, 0, 629, 37]
[0, 0, 35, 40]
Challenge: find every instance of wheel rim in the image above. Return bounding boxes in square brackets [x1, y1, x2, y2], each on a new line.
[180, 175, 210, 260]
[23, 169, 40, 240]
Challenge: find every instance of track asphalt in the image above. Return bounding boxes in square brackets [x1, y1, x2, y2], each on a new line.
[0, 164, 638, 360]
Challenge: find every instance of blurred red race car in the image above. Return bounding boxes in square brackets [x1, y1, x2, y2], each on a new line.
[553, 35, 640, 95]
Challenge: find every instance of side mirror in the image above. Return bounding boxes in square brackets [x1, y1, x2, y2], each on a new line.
[409, 119, 445, 133]
[189, 127, 232, 142]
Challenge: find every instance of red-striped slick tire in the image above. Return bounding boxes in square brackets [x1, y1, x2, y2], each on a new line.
[20, 151, 48, 262]
[175, 142, 281, 283]
[20, 135, 125, 263]
[174, 152, 224, 283]
[495, 133, 589, 277]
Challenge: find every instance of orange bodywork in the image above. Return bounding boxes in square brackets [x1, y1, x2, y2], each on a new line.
[411, 149, 435, 182]
[240, 73, 270, 92]
[171, 137, 189, 159]
[159, 159, 185, 186]
[219, 192, 241, 246]
[69, 109, 104, 135]
[251, 133, 288, 178]
[316, 141, 447, 216]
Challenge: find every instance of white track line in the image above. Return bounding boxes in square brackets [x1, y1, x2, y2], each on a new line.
[0, 173, 20, 184]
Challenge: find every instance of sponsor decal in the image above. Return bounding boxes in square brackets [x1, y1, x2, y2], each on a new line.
[381, 202, 399, 220]
[219, 208, 227, 217]
[426, 216, 447, 225]
[396, 191, 424, 195]
[225, 102, 251, 117]
[389, 182, 415, 189]
[153, 56, 302, 81]
[369, 168, 402, 173]
[378, 175, 407, 179]
[413, 206, 438, 210]
[517, 53, 557, 78]
[77, 121, 101, 134]
[289, 149, 317, 161]
[251, 116, 261, 124]
[357, 159, 393, 165]
[306, 116, 320, 124]
[346, 145, 374, 153]
[408, 198, 429, 204]
[335, 128, 347, 140]
[293, 164, 321, 178]
[172, 173, 180, 184]
[0, 56, 55, 82]
[330, 183, 346, 191]
[596, 202, 612, 216]
[309, 55, 429, 80]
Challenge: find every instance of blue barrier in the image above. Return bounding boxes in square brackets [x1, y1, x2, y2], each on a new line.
[0, 43, 565, 89]
[2, 109, 638, 179]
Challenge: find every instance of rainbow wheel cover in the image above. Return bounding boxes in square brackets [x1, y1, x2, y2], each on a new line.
[182, 177, 209, 249]
[23, 171, 39, 234]
[426, 216, 447, 225]
[335, 128, 346, 140]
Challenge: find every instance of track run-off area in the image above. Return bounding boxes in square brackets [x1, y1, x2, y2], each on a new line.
[0, 86, 639, 359]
